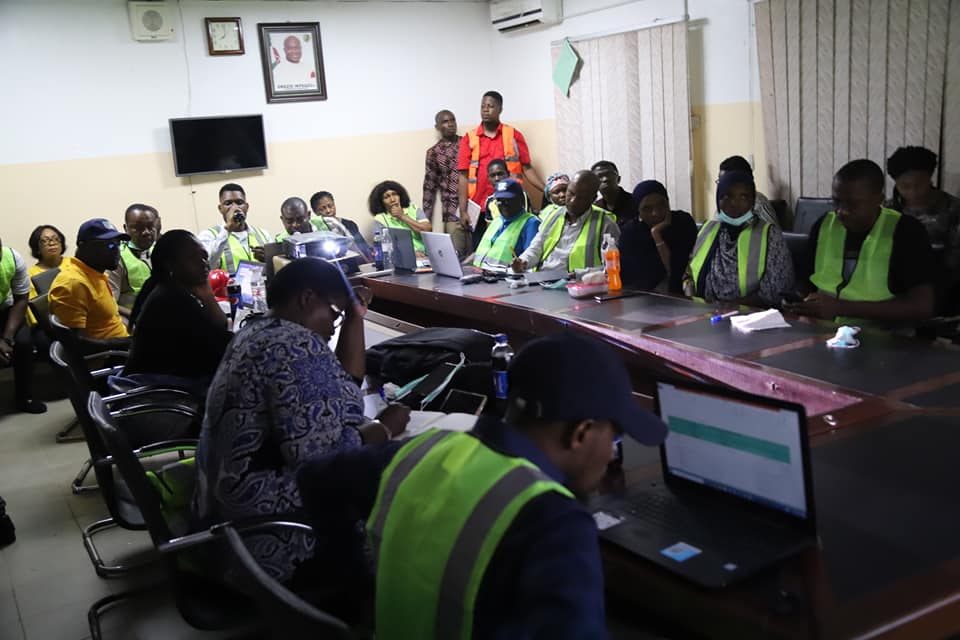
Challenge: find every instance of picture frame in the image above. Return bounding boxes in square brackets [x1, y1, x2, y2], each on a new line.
[257, 22, 327, 104]
[205, 17, 244, 56]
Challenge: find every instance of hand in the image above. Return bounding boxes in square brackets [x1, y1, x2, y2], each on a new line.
[651, 210, 673, 236]
[785, 292, 840, 320]
[377, 403, 411, 437]
[389, 205, 405, 220]
[252, 246, 266, 262]
[0, 341, 12, 364]
[459, 215, 472, 231]
[225, 211, 247, 233]
[348, 286, 372, 319]
[511, 257, 528, 273]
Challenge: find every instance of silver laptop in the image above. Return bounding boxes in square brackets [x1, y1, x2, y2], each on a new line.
[421, 232, 472, 279]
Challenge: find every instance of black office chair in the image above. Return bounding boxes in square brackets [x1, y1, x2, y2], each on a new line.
[781, 232, 809, 278]
[769, 199, 788, 229]
[792, 197, 833, 235]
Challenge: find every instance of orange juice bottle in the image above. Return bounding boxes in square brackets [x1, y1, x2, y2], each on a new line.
[603, 234, 622, 291]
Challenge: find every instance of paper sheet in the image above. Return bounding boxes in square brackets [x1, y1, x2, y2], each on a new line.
[399, 411, 479, 439]
[553, 39, 580, 95]
[730, 309, 791, 333]
[466, 199, 482, 231]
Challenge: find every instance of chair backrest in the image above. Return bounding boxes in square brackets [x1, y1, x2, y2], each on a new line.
[792, 197, 834, 235]
[221, 525, 352, 640]
[31, 267, 60, 295]
[782, 232, 809, 277]
[28, 294, 52, 337]
[769, 199, 789, 229]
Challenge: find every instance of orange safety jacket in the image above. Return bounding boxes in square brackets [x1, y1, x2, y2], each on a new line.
[466, 124, 524, 201]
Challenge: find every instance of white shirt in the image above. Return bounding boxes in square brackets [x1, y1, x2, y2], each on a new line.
[1, 248, 29, 309]
[519, 208, 620, 274]
[272, 61, 318, 92]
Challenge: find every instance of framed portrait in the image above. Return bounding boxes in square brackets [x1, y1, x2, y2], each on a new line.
[205, 17, 244, 56]
[257, 22, 327, 104]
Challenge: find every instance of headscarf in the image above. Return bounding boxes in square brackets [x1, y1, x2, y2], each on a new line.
[544, 172, 570, 201]
[631, 180, 669, 213]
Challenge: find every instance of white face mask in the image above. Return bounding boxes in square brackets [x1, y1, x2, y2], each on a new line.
[717, 210, 754, 227]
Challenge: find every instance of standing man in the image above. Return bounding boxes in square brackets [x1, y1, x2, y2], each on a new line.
[592, 161, 636, 228]
[199, 183, 271, 273]
[457, 91, 545, 227]
[423, 110, 469, 257]
[0, 235, 45, 413]
[108, 203, 160, 317]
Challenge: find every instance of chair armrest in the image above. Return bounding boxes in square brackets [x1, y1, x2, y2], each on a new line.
[104, 386, 196, 404]
[91, 365, 126, 379]
[109, 404, 198, 421]
[157, 515, 315, 555]
[83, 350, 129, 362]
[132, 439, 199, 457]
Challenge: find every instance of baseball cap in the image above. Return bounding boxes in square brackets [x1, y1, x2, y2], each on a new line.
[492, 178, 524, 200]
[507, 333, 667, 445]
[77, 219, 130, 244]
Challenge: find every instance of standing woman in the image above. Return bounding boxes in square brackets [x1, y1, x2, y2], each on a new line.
[368, 180, 432, 255]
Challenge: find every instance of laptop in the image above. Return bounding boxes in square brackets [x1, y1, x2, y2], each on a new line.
[387, 228, 431, 273]
[421, 231, 492, 280]
[31, 268, 60, 295]
[233, 260, 265, 307]
[592, 379, 817, 588]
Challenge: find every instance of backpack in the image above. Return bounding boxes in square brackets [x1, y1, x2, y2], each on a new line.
[366, 328, 495, 386]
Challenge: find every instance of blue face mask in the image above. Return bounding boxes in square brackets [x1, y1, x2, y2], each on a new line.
[717, 210, 754, 227]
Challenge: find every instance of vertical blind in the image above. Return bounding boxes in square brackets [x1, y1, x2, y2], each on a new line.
[755, 0, 960, 206]
[551, 21, 692, 212]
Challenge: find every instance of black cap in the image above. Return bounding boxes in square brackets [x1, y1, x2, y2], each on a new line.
[492, 178, 524, 200]
[508, 333, 667, 445]
[77, 218, 129, 244]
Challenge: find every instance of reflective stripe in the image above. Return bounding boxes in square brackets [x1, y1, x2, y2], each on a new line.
[691, 220, 720, 258]
[581, 208, 602, 268]
[742, 223, 767, 294]
[536, 209, 566, 269]
[433, 465, 552, 639]
[368, 430, 451, 549]
[466, 126, 523, 200]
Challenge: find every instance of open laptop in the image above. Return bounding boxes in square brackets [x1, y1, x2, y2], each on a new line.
[421, 231, 494, 280]
[387, 228, 431, 273]
[234, 260, 265, 307]
[592, 379, 817, 588]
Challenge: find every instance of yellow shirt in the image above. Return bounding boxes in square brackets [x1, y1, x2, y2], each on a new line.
[49, 257, 128, 340]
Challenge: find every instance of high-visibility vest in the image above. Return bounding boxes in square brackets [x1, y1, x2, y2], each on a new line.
[375, 206, 426, 253]
[0, 248, 17, 303]
[367, 429, 573, 640]
[466, 125, 523, 201]
[689, 219, 771, 298]
[119, 243, 151, 295]
[538, 205, 614, 271]
[473, 212, 537, 269]
[274, 217, 330, 242]
[810, 209, 898, 302]
[208, 226, 271, 273]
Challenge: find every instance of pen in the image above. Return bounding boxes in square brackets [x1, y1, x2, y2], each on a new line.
[710, 310, 739, 324]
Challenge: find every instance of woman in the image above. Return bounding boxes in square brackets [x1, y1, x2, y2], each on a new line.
[368, 180, 432, 254]
[193, 257, 410, 586]
[122, 230, 232, 393]
[540, 172, 570, 220]
[310, 190, 375, 261]
[620, 181, 697, 294]
[26, 225, 66, 325]
[684, 171, 794, 307]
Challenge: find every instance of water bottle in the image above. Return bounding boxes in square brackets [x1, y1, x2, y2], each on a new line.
[372, 230, 384, 270]
[381, 229, 394, 271]
[226, 278, 241, 320]
[491, 334, 514, 403]
[252, 274, 268, 313]
[603, 233, 622, 291]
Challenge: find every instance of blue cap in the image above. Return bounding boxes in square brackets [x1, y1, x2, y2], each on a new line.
[507, 333, 667, 445]
[492, 178, 524, 200]
[77, 218, 130, 244]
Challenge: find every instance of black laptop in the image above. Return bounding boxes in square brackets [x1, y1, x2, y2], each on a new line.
[387, 228, 431, 273]
[592, 379, 817, 588]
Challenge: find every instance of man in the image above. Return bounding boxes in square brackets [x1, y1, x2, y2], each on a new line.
[276, 196, 348, 242]
[49, 219, 131, 349]
[467, 179, 540, 270]
[423, 110, 469, 258]
[788, 159, 935, 325]
[108, 203, 159, 316]
[0, 236, 45, 413]
[272, 34, 318, 92]
[513, 170, 619, 275]
[471, 159, 511, 252]
[592, 161, 636, 227]
[199, 183, 271, 273]
[310, 191, 375, 261]
[457, 91, 544, 225]
[298, 332, 666, 639]
[713, 156, 779, 227]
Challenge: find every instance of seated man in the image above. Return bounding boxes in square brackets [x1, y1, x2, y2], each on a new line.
[275, 196, 349, 242]
[198, 183, 271, 273]
[310, 191, 375, 261]
[513, 170, 619, 276]
[49, 219, 131, 349]
[787, 159, 935, 325]
[684, 171, 794, 307]
[467, 179, 540, 270]
[107, 203, 160, 317]
[712, 155, 780, 227]
[592, 160, 635, 227]
[0, 235, 45, 413]
[472, 159, 510, 251]
[298, 332, 666, 640]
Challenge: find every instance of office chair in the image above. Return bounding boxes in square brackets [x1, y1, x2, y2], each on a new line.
[792, 197, 833, 235]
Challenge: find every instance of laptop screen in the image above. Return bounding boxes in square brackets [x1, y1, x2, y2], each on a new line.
[656, 381, 809, 519]
[234, 261, 264, 307]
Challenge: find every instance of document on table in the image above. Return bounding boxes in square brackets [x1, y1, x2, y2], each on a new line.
[399, 411, 478, 439]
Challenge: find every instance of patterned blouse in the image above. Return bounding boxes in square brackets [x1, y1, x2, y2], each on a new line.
[193, 317, 363, 581]
[701, 221, 795, 307]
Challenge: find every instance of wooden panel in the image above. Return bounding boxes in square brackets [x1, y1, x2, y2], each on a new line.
[886, 0, 909, 192]
[650, 26, 667, 182]
[849, 0, 871, 159]
[942, 0, 960, 195]
[800, 0, 819, 195]
[816, 0, 835, 195]
[786, 0, 802, 195]
[661, 25, 677, 194]
[867, 0, 889, 164]
[755, 2, 781, 195]
[834, 0, 852, 169]
[636, 28, 656, 180]
[905, 0, 929, 145]
[924, 0, 949, 151]
[771, 0, 792, 202]
[671, 22, 693, 213]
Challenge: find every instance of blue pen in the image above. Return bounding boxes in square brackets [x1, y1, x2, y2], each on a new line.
[710, 310, 739, 324]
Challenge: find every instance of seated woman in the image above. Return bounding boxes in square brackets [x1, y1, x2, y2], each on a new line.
[713, 156, 780, 227]
[310, 190, 374, 261]
[193, 257, 409, 585]
[368, 180, 432, 255]
[540, 172, 570, 220]
[684, 171, 794, 307]
[620, 181, 697, 294]
[26, 225, 67, 320]
[885, 146, 960, 313]
[121, 230, 232, 395]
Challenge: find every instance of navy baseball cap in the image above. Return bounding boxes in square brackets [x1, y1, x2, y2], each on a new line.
[77, 219, 130, 244]
[507, 333, 667, 445]
[492, 178, 524, 200]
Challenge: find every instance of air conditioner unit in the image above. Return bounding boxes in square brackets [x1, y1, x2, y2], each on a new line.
[490, 0, 562, 34]
[128, 1, 175, 41]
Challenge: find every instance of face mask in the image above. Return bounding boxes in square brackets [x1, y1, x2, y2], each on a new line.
[717, 210, 754, 227]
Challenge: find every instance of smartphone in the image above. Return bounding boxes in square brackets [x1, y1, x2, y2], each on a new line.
[595, 290, 643, 303]
[439, 389, 488, 415]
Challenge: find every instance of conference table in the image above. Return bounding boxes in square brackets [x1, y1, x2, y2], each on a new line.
[361, 271, 960, 639]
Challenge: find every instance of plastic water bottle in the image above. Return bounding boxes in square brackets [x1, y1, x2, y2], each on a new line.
[226, 278, 241, 319]
[491, 334, 514, 402]
[252, 274, 268, 313]
[372, 230, 384, 270]
[603, 233, 622, 291]
[381, 229, 394, 271]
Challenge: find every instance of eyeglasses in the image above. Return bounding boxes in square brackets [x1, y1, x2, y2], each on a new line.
[39, 237, 61, 246]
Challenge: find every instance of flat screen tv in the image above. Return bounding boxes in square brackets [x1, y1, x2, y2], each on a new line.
[169, 114, 267, 176]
